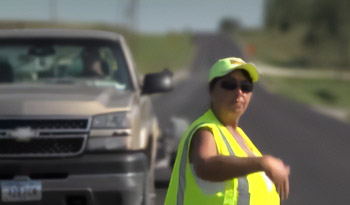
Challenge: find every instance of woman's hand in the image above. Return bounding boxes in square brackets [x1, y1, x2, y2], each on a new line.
[261, 155, 290, 200]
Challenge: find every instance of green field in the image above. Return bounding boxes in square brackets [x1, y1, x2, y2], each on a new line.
[240, 27, 350, 122]
[242, 26, 348, 69]
[261, 76, 350, 122]
[242, 27, 307, 67]
[262, 77, 350, 109]
[126, 33, 195, 74]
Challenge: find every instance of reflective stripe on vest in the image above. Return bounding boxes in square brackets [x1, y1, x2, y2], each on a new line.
[177, 123, 207, 205]
[217, 126, 250, 205]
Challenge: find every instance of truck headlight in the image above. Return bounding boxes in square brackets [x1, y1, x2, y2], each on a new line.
[92, 112, 129, 129]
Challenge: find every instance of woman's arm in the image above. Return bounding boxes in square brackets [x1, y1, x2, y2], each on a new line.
[189, 128, 290, 200]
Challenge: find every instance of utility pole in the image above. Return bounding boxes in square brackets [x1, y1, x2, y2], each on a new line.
[49, 0, 58, 23]
[125, 0, 139, 32]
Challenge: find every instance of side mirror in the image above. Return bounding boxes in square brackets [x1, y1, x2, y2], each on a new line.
[142, 68, 173, 94]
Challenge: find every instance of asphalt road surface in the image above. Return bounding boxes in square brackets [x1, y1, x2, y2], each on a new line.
[152, 33, 350, 205]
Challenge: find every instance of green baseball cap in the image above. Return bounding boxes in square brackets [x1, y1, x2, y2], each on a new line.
[208, 57, 259, 83]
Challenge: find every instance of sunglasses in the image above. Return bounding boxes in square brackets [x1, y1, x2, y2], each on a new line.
[220, 80, 253, 93]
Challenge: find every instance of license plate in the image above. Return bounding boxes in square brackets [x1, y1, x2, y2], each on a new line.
[1, 180, 42, 202]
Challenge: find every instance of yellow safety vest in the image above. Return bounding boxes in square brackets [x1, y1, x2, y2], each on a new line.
[165, 109, 280, 205]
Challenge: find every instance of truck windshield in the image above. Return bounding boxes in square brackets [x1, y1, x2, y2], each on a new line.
[0, 39, 133, 91]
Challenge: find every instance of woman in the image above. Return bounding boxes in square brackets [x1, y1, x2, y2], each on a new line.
[165, 57, 290, 205]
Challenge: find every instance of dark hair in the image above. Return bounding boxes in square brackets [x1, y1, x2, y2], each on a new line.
[208, 69, 253, 93]
[209, 77, 220, 93]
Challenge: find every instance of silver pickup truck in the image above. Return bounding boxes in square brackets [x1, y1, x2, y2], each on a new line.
[0, 29, 172, 205]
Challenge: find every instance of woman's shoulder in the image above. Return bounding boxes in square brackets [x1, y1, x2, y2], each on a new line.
[189, 110, 219, 128]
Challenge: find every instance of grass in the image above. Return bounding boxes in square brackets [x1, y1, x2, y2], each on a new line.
[240, 26, 350, 122]
[242, 25, 348, 69]
[127, 33, 195, 74]
[242, 27, 308, 67]
[262, 76, 350, 118]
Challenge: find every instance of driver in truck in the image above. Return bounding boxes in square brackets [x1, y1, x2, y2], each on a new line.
[81, 47, 109, 78]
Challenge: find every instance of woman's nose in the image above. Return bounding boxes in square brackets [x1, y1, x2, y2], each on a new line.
[233, 87, 244, 100]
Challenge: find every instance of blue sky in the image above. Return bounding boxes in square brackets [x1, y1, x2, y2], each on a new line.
[0, 0, 264, 33]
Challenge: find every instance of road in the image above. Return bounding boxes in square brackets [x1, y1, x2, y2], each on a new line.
[153, 33, 350, 204]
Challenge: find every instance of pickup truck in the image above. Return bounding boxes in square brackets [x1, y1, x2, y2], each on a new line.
[0, 29, 172, 205]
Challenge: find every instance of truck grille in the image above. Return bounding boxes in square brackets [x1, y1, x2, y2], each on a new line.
[0, 119, 88, 130]
[0, 137, 84, 155]
[0, 118, 89, 157]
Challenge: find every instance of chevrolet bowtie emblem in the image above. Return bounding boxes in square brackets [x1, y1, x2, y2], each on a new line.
[9, 127, 37, 142]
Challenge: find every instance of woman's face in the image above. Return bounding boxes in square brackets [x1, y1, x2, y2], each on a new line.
[210, 70, 253, 117]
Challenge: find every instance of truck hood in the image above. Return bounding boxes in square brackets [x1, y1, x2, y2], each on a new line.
[0, 82, 136, 116]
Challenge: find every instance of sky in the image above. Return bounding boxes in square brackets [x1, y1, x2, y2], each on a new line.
[0, 0, 265, 33]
